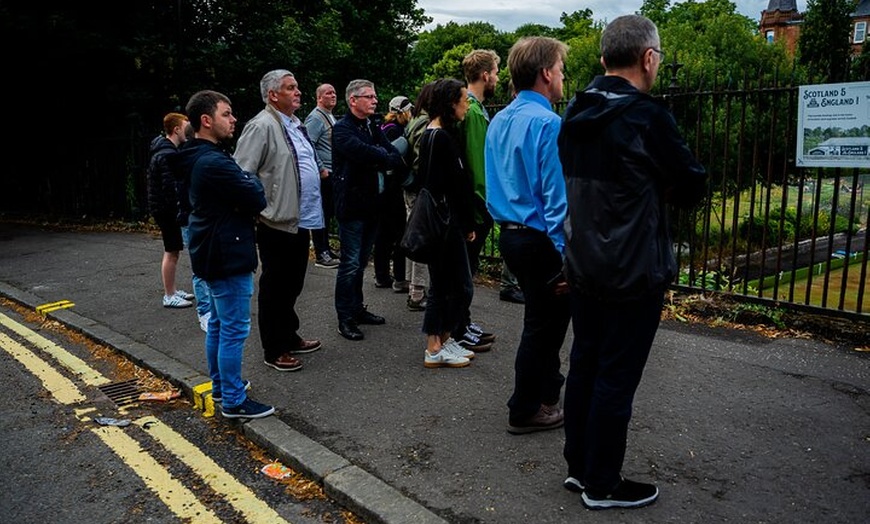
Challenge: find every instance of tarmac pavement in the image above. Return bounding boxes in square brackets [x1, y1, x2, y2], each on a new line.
[0, 222, 868, 523]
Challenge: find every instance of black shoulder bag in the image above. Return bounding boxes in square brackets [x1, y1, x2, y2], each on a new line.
[399, 130, 451, 264]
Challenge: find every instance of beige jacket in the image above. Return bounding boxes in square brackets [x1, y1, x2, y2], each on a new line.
[234, 105, 301, 233]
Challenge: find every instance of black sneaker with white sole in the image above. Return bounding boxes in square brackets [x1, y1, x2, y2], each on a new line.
[563, 476, 584, 492]
[220, 398, 275, 419]
[456, 330, 492, 352]
[581, 478, 658, 510]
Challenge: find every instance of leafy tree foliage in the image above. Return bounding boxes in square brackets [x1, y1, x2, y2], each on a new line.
[558, 10, 606, 93]
[798, 0, 855, 82]
[409, 21, 512, 89]
[0, 1, 429, 219]
[852, 39, 870, 80]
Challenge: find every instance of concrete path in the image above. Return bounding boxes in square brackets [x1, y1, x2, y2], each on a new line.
[0, 223, 867, 523]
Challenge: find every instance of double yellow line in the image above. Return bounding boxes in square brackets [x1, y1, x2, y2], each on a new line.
[0, 311, 288, 524]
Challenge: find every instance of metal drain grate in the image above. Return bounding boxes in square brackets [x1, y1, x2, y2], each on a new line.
[97, 379, 142, 407]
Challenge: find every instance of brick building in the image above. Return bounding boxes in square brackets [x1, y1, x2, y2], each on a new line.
[759, 0, 870, 56]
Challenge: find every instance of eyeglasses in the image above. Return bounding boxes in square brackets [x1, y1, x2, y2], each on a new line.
[650, 48, 665, 61]
[354, 94, 377, 100]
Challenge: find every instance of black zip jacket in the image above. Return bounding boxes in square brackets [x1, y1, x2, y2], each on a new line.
[332, 113, 404, 221]
[558, 75, 707, 301]
[173, 139, 266, 281]
[146, 136, 179, 221]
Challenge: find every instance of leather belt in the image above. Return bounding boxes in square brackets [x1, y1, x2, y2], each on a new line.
[501, 222, 529, 230]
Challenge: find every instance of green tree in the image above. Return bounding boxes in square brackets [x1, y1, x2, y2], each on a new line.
[410, 21, 511, 86]
[558, 9, 606, 93]
[798, 0, 855, 82]
[426, 43, 473, 83]
[851, 33, 870, 80]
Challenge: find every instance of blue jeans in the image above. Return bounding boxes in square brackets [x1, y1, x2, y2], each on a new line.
[562, 289, 663, 493]
[499, 228, 571, 421]
[205, 273, 254, 408]
[182, 226, 211, 317]
[335, 218, 378, 322]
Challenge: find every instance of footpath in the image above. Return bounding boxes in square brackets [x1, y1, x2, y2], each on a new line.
[0, 222, 868, 524]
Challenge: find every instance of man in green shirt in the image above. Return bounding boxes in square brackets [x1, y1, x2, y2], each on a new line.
[461, 49, 525, 306]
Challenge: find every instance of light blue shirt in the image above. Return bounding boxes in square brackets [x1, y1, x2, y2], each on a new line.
[281, 113, 324, 230]
[484, 90, 567, 253]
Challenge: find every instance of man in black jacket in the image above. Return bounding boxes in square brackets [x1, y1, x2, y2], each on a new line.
[558, 14, 707, 510]
[147, 112, 195, 309]
[331, 79, 404, 341]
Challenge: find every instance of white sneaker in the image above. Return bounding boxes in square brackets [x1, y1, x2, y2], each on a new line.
[163, 294, 193, 308]
[198, 312, 211, 333]
[442, 338, 475, 360]
[424, 346, 470, 368]
[174, 289, 195, 300]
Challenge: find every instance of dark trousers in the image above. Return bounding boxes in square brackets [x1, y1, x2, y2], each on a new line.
[335, 217, 378, 322]
[373, 187, 407, 283]
[562, 289, 664, 493]
[312, 177, 335, 255]
[256, 223, 309, 361]
[423, 225, 473, 336]
[499, 228, 570, 421]
[466, 217, 492, 276]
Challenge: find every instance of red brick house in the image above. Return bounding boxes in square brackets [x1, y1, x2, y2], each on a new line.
[759, 0, 802, 56]
[759, 0, 870, 56]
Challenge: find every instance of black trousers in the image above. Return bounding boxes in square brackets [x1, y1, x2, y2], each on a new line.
[499, 227, 571, 421]
[256, 223, 310, 361]
[563, 289, 663, 493]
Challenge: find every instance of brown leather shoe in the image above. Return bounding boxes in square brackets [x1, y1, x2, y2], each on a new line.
[288, 339, 322, 354]
[264, 353, 303, 372]
[506, 403, 564, 434]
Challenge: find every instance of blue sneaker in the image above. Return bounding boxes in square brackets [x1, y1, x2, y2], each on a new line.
[211, 380, 251, 404]
[220, 398, 274, 419]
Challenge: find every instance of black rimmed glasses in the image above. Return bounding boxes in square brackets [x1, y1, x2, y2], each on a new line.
[354, 94, 377, 100]
[650, 48, 665, 61]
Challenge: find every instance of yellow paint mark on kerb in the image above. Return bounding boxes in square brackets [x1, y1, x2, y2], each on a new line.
[0, 330, 86, 405]
[134, 416, 289, 524]
[0, 312, 110, 386]
[36, 300, 75, 314]
[87, 420, 222, 524]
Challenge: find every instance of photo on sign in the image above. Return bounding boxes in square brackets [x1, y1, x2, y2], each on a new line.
[796, 81, 870, 169]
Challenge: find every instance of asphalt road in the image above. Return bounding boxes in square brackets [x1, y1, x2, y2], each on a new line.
[0, 299, 359, 524]
[0, 222, 868, 523]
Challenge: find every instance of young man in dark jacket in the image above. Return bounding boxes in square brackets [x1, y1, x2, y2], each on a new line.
[147, 112, 195, 309]
[175, 90, 272, 420]
[558, 14, 707, 510]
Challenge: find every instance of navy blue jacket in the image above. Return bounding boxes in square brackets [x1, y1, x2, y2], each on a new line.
[558, 75, 707, 301]
[332, 113, 404, 221]
[173, 139, 266, 281]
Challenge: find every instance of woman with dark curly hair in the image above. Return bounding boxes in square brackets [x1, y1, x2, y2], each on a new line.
[416, 78, 477, 368]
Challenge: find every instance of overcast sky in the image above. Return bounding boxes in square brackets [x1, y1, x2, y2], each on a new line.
[417, 1, 809, 32]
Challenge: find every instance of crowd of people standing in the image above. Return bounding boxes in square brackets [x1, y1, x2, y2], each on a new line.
[147, 13, 706, 512]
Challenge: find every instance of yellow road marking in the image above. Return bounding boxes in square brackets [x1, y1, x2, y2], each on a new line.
[86, 416, 222, 524]
[0, 330, 85, 405]
[0, 312, 109, 386]
[3, 309, 289, 522]
[135, 416, 290, 523]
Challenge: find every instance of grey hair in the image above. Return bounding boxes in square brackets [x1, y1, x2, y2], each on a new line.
[600, 15, 660, 70]
[345, 79, 375, 104]
[259, 69, 294, 103]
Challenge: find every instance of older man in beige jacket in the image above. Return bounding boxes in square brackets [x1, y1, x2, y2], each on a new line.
[234, 69, 325, 372]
